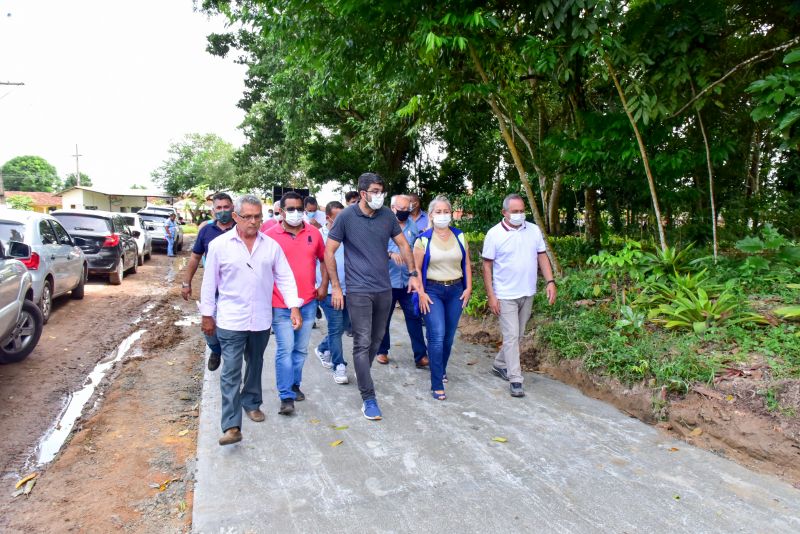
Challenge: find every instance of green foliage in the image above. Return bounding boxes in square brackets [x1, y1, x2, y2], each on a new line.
[775, 305, 800, 321]
[650, 287, 767, 333]
[151, 133, 236, 197]
[63, 172, 92, 188]
[1, 156, 61, 192]
[550, 236, 595, 268]
[615, 305, 646, 335]
[7, 195, 34, 211]
[747, 48, 800, 150]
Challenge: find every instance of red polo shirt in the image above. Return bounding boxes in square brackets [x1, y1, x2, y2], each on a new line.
[260, 219, 278, 233]
[265, 222, 325, 308]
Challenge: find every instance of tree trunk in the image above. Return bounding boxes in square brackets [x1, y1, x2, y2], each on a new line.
[548, 174, 562, 236]
[469, 45, 562, 276]
[601, 50, 668, 251]
[584, 187, 601, 249]
[694, 106, 718, 262]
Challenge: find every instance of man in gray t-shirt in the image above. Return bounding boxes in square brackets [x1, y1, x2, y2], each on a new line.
[326, 172, 422, 421]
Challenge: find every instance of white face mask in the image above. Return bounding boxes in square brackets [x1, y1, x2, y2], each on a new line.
[367, 192, 385, 210]
[275, 213, 283, 222]
[508, 213, 525, 226]
[284, 210, 304, 226]
[433, 214, 451, 228]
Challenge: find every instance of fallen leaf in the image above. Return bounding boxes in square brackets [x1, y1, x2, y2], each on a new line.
[177, 429, 189, 437]
[21, 479, 35, 495]
[725, 395, 734, 402]
[673, 495, 680, 500]
[466, 360, 479, 366]
[491, 437, 508, 443]
[668, 447, 679, 452]
[334, 425, 349, 430]
[309, 419, 321, 424]
[689, 428, 703, 437]
[15, 472, 37, 489]
[330, 440, 343, 447]
[11, 488, 24, 498]
[148, 483, 161, 489]
[166, 361, 175, 366]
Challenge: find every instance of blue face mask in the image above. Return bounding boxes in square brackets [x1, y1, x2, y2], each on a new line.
[215, 210, 233, 224]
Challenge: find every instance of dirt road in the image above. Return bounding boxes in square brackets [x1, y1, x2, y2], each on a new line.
[0, 242, 203, 533]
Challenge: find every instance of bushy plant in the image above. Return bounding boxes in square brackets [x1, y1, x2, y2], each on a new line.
[650, 287, 768, 333]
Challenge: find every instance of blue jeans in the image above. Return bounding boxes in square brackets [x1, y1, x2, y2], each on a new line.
[273, 301, 318, 400]
[318, 295, 348, 368]
[215, 327, 270, 432]
[166, 235, 175, 256]
[205, 331, 221, 355]
[422, 282, 464, 391]
[378, 287, 427, 362]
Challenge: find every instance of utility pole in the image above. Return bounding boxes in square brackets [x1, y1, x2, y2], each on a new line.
[73, 144, 82, 186]
[0, 169, 5, 206]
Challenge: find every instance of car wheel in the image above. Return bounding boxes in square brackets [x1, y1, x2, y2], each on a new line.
[0, 300, 44, 364]
[71, 265, 86, 299]
[145, 244, 151, 261]
[40, 278, 53, 325]
[109, 257, 124, 285]
[129, 249, 138, 274]
[137, 249, 144, 266]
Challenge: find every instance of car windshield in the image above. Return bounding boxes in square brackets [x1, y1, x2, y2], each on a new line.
[122, 216, 137, 227]
[53, 214, 111, 233]
[0, 221, 26, 244]
[138, 213, 167, 226]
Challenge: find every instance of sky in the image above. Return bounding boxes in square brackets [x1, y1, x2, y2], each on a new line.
[0, 0, 247, 193]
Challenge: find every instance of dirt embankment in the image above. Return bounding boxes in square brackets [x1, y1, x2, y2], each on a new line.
[459, 314, 800, 485]
[0, 247, 205, 533]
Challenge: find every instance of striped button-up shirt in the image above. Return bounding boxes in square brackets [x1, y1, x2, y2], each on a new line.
[200, 228, 300, 331]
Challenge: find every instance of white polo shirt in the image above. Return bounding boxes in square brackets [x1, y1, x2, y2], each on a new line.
[482, 219, 547, 299]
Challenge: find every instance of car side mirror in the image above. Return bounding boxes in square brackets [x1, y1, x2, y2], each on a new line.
[131, 230, 141, 238]
[8, 241, 32, 260]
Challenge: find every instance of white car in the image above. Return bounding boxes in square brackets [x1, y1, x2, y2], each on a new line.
[122, 214, 153, 265]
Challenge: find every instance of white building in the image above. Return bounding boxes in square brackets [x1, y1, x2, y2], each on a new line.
[59, 186, 173, 213]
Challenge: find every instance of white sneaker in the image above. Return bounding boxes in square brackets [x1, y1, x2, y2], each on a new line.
[333, 363, 349, 384]
[315, 347, 332, 369]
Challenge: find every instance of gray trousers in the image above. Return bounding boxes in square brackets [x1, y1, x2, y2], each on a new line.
[495, 295, 534, 384]
[216, 327, 270, 432]
[346, 290, 393, 401]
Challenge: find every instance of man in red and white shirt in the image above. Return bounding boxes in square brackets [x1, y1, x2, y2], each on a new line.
[482, 194, 557, 398]
[265, 191, 328, 416]
[200, 195, 301, 446]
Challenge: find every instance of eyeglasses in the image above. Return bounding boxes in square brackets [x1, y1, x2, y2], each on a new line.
[366, 189, 383, 195]
[283, 207, 302, 213]
[237, 214, 263, 222]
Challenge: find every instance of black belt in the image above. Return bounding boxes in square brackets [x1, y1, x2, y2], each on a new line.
[427, 277, 463, 286]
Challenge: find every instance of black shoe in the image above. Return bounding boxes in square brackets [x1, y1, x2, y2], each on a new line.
[208, 352, 221, 371]
[278, 399, 295, 415]
[510, 382, 525, 397]
[291, 384, 305, 401]
[492, 365, 509, 381]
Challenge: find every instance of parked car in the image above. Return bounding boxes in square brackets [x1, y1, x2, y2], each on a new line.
[122, 213, 153, 265]
[0, 209, 88, 324]
[142, 204, 179, 218]
[0, 240, 43, 364]
[51, 209, 139, 285]
[137, 210, 183, 253]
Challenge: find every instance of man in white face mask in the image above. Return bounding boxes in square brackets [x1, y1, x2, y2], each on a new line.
[481, 194, 557, 398]
[324, 173, 422, 421]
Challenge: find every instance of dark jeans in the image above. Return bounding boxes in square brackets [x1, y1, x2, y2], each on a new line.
[346, 290, 393, 401]
[422, 282, 464, 391]
[378, 287, 427, 363]
[215, 327, 271, 432]
[318, 295, 349, 368]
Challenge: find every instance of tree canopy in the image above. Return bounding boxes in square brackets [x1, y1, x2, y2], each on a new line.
[1, 155, 62, 192]
[202, 0, 800, 249]
[151, 133, 237, 196]
[63, 172, 92, 188]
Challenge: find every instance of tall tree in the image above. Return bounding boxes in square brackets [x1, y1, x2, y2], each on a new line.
[1, 156, 61, 192]
[151, 133, 236, 196]
[63, 172, 92, 188]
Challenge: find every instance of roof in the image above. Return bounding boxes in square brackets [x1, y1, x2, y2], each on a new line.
[57, 185, 172, 198]
[51, 208, 121, 218]
[0, 207, 55, 223]
[5, 191, 62, 206]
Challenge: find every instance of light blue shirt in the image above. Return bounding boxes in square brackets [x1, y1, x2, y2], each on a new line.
[387, 219, 419, 288]
[165, 219, 178, 239]
[412, 210, 428, 233]
[317, 225, 346, 294]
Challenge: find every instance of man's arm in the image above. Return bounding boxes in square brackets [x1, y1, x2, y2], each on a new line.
[538, 252, 557, 305]
[199, 245, 220, 335]
[392, 233, 422, 293]
[181, 253, 203, 300]
[324, 238, 344, 309]
[482, 259, 500, 315]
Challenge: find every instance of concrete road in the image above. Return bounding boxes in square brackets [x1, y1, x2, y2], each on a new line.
[193, 313, 800, 533]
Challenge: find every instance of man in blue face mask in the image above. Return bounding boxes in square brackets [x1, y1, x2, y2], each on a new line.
[182, 192, 236, 371]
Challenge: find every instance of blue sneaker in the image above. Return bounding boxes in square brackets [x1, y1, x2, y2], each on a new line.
[361, 399, 382, 420]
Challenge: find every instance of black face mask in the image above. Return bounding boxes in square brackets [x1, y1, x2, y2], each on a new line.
[395, 210, 410, 222]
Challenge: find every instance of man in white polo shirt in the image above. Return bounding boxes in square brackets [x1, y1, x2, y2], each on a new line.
[482, 193, 557, 397]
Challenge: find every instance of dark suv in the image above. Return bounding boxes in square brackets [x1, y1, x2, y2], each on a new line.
[51, 209, 139, 285]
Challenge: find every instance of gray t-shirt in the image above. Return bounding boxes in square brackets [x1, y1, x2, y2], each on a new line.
[328, 203, 402, 293]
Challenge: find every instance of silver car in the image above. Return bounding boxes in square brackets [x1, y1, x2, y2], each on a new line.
[137, 210, 184, 253]
[0, 240, 43, 364]
[122, 213, 153, 265]
[0, 209, 87, 324]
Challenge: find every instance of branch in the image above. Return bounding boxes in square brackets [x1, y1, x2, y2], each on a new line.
[669, 37, 800, 119]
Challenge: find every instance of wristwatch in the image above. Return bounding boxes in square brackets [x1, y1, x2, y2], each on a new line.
[408, 271, 419, 277]
[181, 282, 191, 288]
